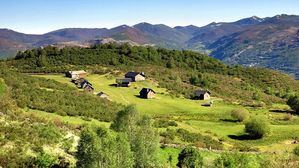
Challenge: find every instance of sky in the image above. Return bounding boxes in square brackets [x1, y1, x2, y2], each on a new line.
[1, 0, 299, 34]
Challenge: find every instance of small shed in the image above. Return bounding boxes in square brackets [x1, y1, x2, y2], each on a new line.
[125, 72, 145, 82]
[116, 78, 132, 87]
[80, 80, 92, 89]
[97, 92, 109, 99]
[139, 88, 156, 99]
[194, 90, 211, 100]
[65, 70, 87, 80]
[83, 84, 94, 93]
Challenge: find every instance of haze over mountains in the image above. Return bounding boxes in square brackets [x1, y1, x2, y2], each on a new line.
[0, 14, 298, 79]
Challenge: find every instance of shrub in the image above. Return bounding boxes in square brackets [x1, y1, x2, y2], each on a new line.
[154, 119, 178, 128]
[245, 118, 269, 139]
[282, 113, 292, 121]
[177, 147, 203, 168]
[35, 152, 57, 168]
[287, 95, 299, 114]
[294, 146, 299, 156]
[213, 153, 260, 168]
[231, 109, 249, 122]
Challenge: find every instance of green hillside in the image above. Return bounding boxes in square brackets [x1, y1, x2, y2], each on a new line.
[1, 44, 299, 167]
[10, 44, 299, 105]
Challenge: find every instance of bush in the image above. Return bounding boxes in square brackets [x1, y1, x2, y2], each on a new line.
[154, 119, 178, 128]
[294, 146, 299, 156]
[282, 113, 293, 121]
[213, 153, 260, 168]
[287, 95, 299, 114]
[245, 118, 269, 139]
[231, 109, 249, 122]
[177, 147, 203, 168]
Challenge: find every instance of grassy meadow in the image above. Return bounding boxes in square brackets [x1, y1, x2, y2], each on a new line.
[34, 73, 299, 154]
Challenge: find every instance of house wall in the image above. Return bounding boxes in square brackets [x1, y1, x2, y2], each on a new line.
[147, 91, 155, 99]
[203, 93, 210, 100]
[134, 74, 145, 81]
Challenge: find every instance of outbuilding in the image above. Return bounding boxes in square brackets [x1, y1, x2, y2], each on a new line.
[125, 72, 145, 82]
[193, 90, 211, 100]
[65, 70, 87, 80]
[116, 78, 132, 87]
[139, 88, 156, 99]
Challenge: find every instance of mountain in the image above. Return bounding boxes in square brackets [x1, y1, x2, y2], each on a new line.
[0, 14, 298, 79]
[209, 14, 299, 79]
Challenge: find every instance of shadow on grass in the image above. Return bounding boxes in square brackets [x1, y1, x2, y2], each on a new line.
[269, 109, 294, 113]
[135, 95, 148, 99]
[228, 134, 260, 140]
[220, 119, 238, 123]
[109, 84, 117, 87]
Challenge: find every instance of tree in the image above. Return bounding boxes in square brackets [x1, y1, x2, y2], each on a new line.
[132, 116, 160, 167]
[76, 126, 99, 168]
[76, 126, 134, 168]
[231, 109, 249, 122]
[177, 147, 203, 168]
[166, 57, 175, 69]
[111, 105, 160, 167]
[245, 118, 269, 139]
[287, 95, 299, 114]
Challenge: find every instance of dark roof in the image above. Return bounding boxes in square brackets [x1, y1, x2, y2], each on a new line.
[84, 84, 94, 90]
[125, 72, 145, 77]
[194, 89, 211, 95]
[116, 78, 132, 83]
[97, 92, 107, 96]
[139, 88, 156, 95]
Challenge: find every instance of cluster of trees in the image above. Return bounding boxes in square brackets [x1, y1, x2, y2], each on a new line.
[287, 95, 299, 114]
[0, 67, 122, 122]
[76, 105, 160, 168]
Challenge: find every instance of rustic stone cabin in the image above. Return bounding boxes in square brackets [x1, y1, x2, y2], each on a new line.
[97, 92, 109, 99]
[194, 90, 211, 100]
[125, 72, 145, 82]
[139, 88, 156, 99]
[80, 80, 92, 89]
[83, 84, 94, 93]
[116, 78, 132, 87]
[65, 70, 87, 80]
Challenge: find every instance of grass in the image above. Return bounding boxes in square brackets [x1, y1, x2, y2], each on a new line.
[0, 78, 6, 96]
[23, 108, 111, 128]
[33, 74, 299, 153]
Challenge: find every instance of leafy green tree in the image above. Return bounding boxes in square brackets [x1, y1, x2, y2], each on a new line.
[76, 126, 134, 168]
[111, 105, 160, 167]
[132, 116, 160, 167]
[287, 95, 299, 114]
[76, 126, 99, 168]
[245, 118, 269, 139]
[177, 147, 203, 168]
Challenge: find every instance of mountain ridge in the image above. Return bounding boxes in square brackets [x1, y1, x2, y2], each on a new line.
[1, 14, 298, 79]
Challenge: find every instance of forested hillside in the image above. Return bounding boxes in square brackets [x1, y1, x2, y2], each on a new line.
[1, 43, 299, 167]
[10, 43, 299, 105]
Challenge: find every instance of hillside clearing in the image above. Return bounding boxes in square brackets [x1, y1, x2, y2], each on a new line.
[34, 74, 299, 152]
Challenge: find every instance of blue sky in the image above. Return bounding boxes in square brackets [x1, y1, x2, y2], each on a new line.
[1, 0, 299, 34]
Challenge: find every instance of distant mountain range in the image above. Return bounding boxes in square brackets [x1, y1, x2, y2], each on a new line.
[0, 14, 298, 78]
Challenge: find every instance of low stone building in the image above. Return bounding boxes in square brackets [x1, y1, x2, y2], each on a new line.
[193, 90, 211, 100]
[116, 78, 132, 87]
[65, 70, 87, 80]
[139, 88, 156, 99]
[125, 72, 145, 82]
